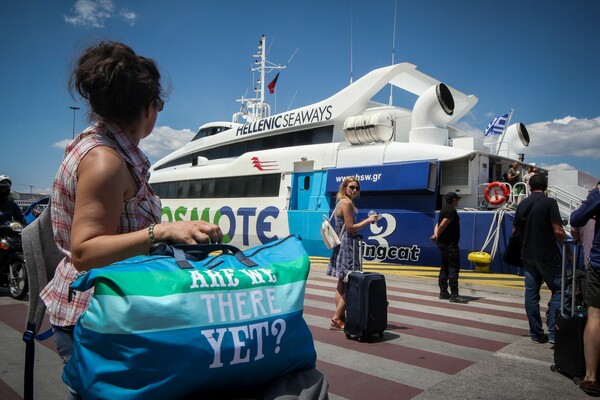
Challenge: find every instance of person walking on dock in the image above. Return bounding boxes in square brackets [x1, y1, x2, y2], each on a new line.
[514, 174, 565, 344]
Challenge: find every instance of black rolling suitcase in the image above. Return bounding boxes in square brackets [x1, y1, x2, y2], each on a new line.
[344, 235, 388, 341]
[552, 239, 587, 381]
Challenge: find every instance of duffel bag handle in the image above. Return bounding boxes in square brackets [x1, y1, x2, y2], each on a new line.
[150, 242, 257, 269]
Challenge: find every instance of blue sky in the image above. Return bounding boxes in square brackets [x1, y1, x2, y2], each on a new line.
[1, 0, 599, 194]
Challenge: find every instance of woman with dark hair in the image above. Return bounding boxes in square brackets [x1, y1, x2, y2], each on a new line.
[326, 177, 378, 330]
[40, 41, 222, 399]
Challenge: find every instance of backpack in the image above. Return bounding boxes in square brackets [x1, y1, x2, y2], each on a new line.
[21, 201, 64, 400]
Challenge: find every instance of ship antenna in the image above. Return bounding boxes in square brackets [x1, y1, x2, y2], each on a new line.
[287, 89, 298, 111]
[286, 48, 299, 66]
[234, 35, 287, 123]
[389, 0, 398, 105]
[349, 0, 353, 84]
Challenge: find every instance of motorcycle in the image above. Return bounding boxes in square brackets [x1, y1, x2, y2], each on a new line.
[0, 220, 28, 299]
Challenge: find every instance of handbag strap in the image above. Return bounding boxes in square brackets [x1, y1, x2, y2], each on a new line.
[516, 195, 543, 231]
[328, 201, 341, 222]
[329, 201, 346, 236]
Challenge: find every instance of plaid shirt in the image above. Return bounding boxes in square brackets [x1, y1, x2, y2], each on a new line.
[40, 120, 161, 327]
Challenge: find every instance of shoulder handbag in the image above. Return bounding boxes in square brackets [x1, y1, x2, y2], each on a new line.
[321, 202, 343, 249]
[62, 235, 317, 400]
[503, 197, 542, 267]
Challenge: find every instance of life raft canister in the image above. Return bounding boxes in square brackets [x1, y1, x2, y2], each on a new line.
[484, 182, 510, 205]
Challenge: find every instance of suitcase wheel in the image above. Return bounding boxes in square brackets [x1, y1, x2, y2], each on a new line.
[550, 365, 558, 372]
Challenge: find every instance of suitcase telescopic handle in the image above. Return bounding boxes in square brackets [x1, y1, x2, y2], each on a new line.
[561, 239, 578, 318]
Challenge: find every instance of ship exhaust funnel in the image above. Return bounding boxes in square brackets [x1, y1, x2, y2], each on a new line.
[409, 83, 455, 145]
[498, 122, 530, 158]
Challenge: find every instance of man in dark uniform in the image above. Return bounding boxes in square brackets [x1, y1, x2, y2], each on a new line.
[430, 192, 468, 303]
[514, 174, 565, 344]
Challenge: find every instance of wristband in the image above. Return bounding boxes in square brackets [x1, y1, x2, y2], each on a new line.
[147, 222, 157, 244]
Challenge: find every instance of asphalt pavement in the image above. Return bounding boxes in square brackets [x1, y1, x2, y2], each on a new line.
[0, 260, 594, 399]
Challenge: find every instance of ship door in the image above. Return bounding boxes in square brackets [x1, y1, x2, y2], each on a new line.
[291, 172, 313, 210]
[291, 160, 315, 210]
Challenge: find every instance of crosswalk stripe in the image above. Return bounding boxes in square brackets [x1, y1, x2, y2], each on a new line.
[303, 267, 534, 398]
[315, 359, 423, 400]
[313, 340, 450, 390]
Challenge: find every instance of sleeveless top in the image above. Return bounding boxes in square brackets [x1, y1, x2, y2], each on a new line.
[40, 120, 162, 326]
[326, 201, 360, 278]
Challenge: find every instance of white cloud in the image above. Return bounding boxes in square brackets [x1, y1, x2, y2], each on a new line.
[119, 8, 137, 25]
[525, 116, 600, 159]
[52, 126, 194, 161]
[140, 126, 195, 160]
[536, 162, 577, 171]
[64, 0, 114, 28]
[459, 115, 600, 160]
[52, 138, 72, 150]
[64, 0, 137, 28]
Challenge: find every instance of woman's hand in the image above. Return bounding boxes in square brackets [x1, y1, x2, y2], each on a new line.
[154, 221, 223, 244]
[366, 214, 378, 224]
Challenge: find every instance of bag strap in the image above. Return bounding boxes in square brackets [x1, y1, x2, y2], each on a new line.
[328, 201, 346, 236]
[328, 201, 341, 222]
[515, 195, 543, 231]
[150, 242, 258, 269]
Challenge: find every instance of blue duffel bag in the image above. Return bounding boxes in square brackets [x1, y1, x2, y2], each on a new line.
[63, 235, 317, 400]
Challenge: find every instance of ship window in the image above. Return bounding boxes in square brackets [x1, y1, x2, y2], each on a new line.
[189, 180, 202, 197]
[303, 176, 310, 190]
[192, 125, 230, 141]
[151, 173, 280, 199]
[154, 125, 334, 170]
[213, 179, 230, 198]
[201, 179, 216, 195]
[177, 181, 189, 198]
[245, 178, 260, 197]
[167, 182, 179, 198]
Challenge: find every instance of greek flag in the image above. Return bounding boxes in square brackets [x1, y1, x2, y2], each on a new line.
[483, 113, 509, 136]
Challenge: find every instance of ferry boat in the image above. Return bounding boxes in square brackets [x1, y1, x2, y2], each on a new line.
[149, 35, 591, 274]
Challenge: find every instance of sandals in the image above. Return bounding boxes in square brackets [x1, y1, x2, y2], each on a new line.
[330, 318, 345, 330]
[580, 380, 600, 396]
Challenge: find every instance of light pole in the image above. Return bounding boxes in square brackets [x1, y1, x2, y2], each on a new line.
[69, 106, 80, 139]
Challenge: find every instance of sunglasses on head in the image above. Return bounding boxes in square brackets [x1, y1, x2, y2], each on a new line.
[155, 99, 164, 112]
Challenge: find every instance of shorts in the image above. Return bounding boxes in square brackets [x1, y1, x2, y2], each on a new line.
[584, 267, 600, 309]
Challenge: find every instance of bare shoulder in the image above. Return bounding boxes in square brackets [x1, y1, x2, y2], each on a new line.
[77, 145, 129, 194]
[338, 198, 351, 208]
[338, 198, 354, 214]
[79, 146, 123, 174]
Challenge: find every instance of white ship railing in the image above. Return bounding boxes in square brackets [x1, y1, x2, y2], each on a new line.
[547, 185, 584, 225]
